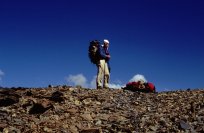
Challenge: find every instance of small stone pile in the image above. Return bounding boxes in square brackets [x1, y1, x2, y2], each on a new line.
[0, 86, 203, 133]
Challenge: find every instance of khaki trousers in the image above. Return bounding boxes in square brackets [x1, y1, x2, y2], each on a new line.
[96, 59, 110, 88]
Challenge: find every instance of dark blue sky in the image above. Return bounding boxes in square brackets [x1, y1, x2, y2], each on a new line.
[0, 0, 203, 91]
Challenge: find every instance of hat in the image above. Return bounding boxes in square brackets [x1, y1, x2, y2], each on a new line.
[104, 39, 109, 44]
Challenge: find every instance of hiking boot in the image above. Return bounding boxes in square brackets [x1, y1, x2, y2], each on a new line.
[97, 86, 102, 89]
[104, 86, 109, 89]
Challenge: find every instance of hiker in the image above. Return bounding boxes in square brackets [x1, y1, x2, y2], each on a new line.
[96, 39, 111, 89]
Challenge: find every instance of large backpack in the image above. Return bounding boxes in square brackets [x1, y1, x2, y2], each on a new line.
[88, 40, 100, 64]
[123, 81, 156, 93]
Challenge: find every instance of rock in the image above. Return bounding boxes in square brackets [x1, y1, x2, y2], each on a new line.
[29, 103, 52, 114]
[43, 126, 53, 132]
[3, 126, 21, 133]
[25, 90, 32, 96]
[149, 125, 158, 131]
[66, 108, 78, 114]
[69, 125, 78, 133]
[0, 87, 203, 132]
[48, 85, 53, 88]
[81, 113, 93, 121]
[179, 120, 191, 130]
[50, 91, 64, 103]
[0, 123, 7, 131]
[0, 96, 19, 107]
[80, 128, 102, 133]
[74, 100, 81, 105]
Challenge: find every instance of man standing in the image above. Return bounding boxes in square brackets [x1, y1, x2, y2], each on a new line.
[96, 39, 111, 89]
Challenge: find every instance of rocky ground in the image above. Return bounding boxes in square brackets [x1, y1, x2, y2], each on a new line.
[0, 86, 203, 133]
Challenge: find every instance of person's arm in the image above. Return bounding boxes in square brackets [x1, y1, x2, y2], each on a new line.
[99, 46, 107, 59]
[107, 61, 111, 73]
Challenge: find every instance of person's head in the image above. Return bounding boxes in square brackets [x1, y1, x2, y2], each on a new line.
[103, 39, 109, 48]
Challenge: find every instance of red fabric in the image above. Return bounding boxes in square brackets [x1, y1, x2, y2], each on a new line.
[146, 82, 155, 91]
[126, 82, 156, 92]
[126, 82, 140, 88]
[127, 82, 139, 86]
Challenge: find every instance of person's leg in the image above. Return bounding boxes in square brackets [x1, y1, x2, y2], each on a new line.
[96, 60, 105, 89]
[104, 62, 110, 89]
